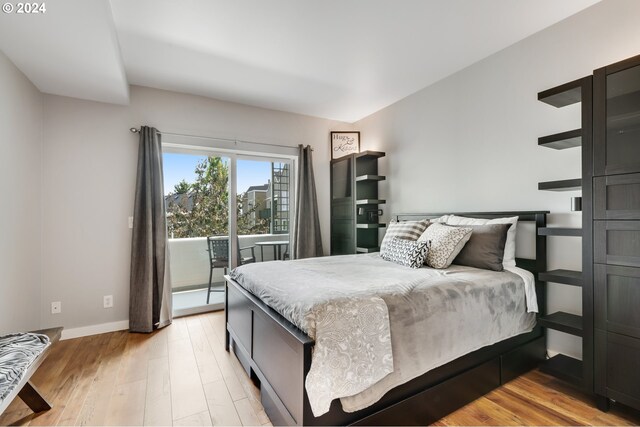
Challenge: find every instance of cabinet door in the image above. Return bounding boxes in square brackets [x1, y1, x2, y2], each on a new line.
[594, 174, 640, 219]
[594, 221, 640, 267]
[595, 264, 640, 339]
[595, 330, 640, 410]
[594, 62, 640, 176]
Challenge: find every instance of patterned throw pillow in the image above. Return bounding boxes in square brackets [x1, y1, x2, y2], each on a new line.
[381, 237, 429, 269]
[380, 219, 430, 253]
[418, 223, 473, 269]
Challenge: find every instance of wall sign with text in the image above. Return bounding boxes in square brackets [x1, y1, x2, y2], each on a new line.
[330, 131, 360, 159]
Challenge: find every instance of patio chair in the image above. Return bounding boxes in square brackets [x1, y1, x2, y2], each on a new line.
[206, 236, 256, 304]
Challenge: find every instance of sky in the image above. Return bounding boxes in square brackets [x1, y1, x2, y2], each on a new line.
[163, 153, 272, 195]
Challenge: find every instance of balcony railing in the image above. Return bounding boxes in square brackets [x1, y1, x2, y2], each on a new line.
[168, 234, 290, 292]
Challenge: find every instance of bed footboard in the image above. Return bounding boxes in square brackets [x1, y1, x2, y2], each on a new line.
[225, 276, 313, 426]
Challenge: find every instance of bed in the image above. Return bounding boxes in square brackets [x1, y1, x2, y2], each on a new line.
[224, 211, 548, 426]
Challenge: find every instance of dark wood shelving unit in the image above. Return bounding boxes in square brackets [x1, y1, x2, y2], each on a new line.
[540, 354, 584, 387]
[331, 151, 386, 255]
[538, 312, 583, 337]
[537, 227, 582, 237]
[539, 269, 583, 287]
[538, 129, 582, 149]
[355, 175, 386, 182]
[538, 78, 584, 107]
[356, 246, 380, 253]
[356, 199, 386, 205]
[538, 178, 582, 191]
[356, 223, 386, 229]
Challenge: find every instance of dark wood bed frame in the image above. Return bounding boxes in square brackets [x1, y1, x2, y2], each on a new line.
[224, 211, 549, 426]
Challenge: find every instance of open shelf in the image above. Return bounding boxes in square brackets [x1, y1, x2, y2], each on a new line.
[539, 129, 582, 149]
[538, 178, 582, 191]
[540, 354, 583, 387]
[538, 78, 584, 107]
[356, 223, 386, 229]
[356, 175, 386, 182]
[355, 151, 386, 160]
[356, 246, 380, 253]
[356, 199, 386, 205]
[538, 227, 582, 237]
[539, 269, 583, 287]
[538, 312, 583, 336]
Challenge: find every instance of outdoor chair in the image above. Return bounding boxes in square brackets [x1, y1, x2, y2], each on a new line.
[206, 236, 255, 303]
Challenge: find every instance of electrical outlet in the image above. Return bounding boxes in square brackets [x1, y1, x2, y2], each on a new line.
[103, 295, 113, 309]
[128, 216, 134, 229]
[51, 301, 61, 314]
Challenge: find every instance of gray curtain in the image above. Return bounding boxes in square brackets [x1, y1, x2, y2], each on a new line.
[293, 144, 323, 259]
[129, 126, 172, 333]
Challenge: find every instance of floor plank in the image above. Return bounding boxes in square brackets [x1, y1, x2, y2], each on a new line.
[167, 332, 209, 421]
[3, 311, 640, 427]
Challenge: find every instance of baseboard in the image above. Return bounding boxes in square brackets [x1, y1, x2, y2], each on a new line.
[61, 320, 129, 340]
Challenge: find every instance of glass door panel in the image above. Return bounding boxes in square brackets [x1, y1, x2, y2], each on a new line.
[163, 152, 231, 316]
[236, 158, 292, 263]
[606, 64, 640, 174]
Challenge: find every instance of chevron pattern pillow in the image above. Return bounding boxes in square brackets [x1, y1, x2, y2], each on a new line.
[381, 237, 429, 269]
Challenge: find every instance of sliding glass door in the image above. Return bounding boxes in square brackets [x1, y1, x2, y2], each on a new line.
[162, 147, 293, 316]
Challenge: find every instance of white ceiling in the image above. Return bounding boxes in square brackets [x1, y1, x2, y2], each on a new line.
[0, 0, 600, 122]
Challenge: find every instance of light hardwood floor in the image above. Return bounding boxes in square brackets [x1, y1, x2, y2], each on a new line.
[1, 311, 639, 426]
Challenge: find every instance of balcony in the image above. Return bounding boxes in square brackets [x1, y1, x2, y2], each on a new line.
[169, 233, 289, 316]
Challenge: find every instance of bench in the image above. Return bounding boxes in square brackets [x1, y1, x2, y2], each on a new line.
[0, 327, 62, 415]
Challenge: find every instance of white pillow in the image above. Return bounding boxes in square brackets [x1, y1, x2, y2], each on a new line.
[430, 215, 451, 224]
[418, 223, 472, 269]
[445, 215, 518, 268]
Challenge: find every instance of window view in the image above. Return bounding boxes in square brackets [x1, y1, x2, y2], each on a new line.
[164, 155, 290, 237]
[163, 152, 291, 314]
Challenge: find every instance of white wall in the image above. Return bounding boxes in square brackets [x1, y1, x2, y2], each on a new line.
[0, 50, 43, 334]
[41, 86, 345, 330]
[354, 0, 640, 358]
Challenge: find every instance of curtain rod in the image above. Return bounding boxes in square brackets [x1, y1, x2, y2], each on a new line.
[129, 127, 312, 151]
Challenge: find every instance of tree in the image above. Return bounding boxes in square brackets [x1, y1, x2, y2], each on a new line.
[172, 179, 191, 194]
[166, 157, 270, 238]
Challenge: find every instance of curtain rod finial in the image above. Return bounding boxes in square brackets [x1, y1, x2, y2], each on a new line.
[130, 127, 140, 133]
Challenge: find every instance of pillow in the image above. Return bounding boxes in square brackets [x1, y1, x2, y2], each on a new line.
[418, 223, 473, 269]
[452, 223, 510, 271]
[380, 219, 430, 253]
[430, 215, 451, 224]
[381, 237, 429, 269]
[445, 215, 518, 268]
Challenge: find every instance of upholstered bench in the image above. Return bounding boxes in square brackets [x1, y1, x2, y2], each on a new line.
[0, 327, 62, 416]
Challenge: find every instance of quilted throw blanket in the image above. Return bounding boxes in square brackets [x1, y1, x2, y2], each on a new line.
[230, 263, 394, 416]
[0, 333, 50, 404]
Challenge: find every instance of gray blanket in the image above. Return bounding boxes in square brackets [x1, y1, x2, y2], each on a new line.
[230, 254, 536, 416]
[0, 333, 50, 404]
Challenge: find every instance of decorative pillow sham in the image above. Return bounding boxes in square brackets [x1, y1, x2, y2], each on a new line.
[380, 237, 429, 269]
[380, 219, 430, 252]
[445, 215, 518, 268]
[452, 223, 510, 271]
[418, 223, 472, 269]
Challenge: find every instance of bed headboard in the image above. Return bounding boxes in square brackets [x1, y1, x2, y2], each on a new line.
[393, 211, 549, 275]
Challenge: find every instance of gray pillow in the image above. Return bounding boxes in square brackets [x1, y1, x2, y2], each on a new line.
[452, 223, 510, 271]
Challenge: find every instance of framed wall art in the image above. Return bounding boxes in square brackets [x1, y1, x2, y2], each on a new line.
[330, 131, 360, 159]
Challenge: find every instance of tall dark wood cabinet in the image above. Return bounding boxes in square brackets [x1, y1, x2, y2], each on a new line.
[330, 151, 386, 255]
[593, 54, 640, 412]
[536, 76, 594, 391]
